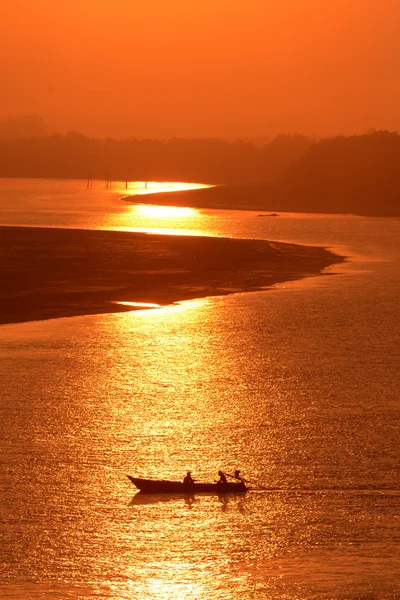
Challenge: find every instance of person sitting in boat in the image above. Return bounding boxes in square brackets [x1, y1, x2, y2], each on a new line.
[183, 471, 194, 485]
[217, 470, 227, 484]
[234, 469, 241, 480]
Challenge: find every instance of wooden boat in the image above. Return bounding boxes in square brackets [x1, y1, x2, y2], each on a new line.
[127, 475, 247, 494]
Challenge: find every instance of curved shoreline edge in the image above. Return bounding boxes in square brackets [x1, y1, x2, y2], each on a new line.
[0, 226, 345, 326]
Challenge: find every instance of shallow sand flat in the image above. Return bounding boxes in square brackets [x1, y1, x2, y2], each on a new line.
[0, 226, 343, 325]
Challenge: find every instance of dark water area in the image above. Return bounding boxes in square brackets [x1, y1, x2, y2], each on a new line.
[0, 179, 399, 599]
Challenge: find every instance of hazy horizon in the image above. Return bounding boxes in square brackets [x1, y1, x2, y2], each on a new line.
[2, 0, 399, 139]
[0, 113, 398, 143]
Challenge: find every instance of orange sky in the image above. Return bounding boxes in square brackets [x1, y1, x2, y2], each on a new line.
[2, 0, 399, 138]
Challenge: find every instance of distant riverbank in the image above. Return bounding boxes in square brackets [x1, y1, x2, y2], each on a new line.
[121, 183, 400, 217]
[0, 226, 344, 326]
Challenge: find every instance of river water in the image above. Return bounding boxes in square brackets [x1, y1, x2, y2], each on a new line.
[0, 179, 399, 599]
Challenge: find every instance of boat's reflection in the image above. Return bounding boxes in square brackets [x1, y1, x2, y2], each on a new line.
[129, 491, 248, 511]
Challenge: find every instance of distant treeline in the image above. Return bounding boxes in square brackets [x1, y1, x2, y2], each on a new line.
[278, 130, 400, 216]
[0, 126, 399, 215]
[0, 132, 311, 184]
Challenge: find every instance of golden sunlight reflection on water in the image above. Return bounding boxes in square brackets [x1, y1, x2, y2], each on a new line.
[90, 294, 282, 483]
[117, 298, 205, 315]
[121, 181, 211, 196]
[2, 184, 400, 599]
[116, 301, 162, 309]
[113, 181, 212, 236]
[116, 227, 208, 236]
[111, 203, 210, 236]
[130, 204, 197, 218]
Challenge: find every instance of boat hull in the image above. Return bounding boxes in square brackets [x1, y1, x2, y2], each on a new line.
[127, 476, 247, 494]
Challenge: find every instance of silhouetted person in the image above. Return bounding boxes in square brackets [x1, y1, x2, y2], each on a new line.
[234, 469, 241, 480]
[183, 471, 194, 485]
[217, 470, 227, 484]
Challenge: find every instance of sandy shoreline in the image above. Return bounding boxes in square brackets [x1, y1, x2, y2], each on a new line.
[0, 226, 344, 326]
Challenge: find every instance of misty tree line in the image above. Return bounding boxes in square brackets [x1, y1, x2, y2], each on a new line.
[0, 132, 312, 184]
[0, 119, 399, 214]
[277, 130, 400, 215]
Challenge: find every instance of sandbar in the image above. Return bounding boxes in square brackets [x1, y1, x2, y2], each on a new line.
[0, 226, 344, 325]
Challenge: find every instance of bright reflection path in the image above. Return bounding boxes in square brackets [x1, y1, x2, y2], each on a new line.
[117, 182, 212, 235]
[116, 203, 208, 236]
[127, 298, 205, 316]
[115, 301, 162, 309]
[121, 181, 211, 196]
[115, 298, 205, 315]
[117, 226, 208, 236]
[133, 204, 196, 218]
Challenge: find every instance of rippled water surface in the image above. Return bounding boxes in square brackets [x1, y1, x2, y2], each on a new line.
[0, 179, 399, 599]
